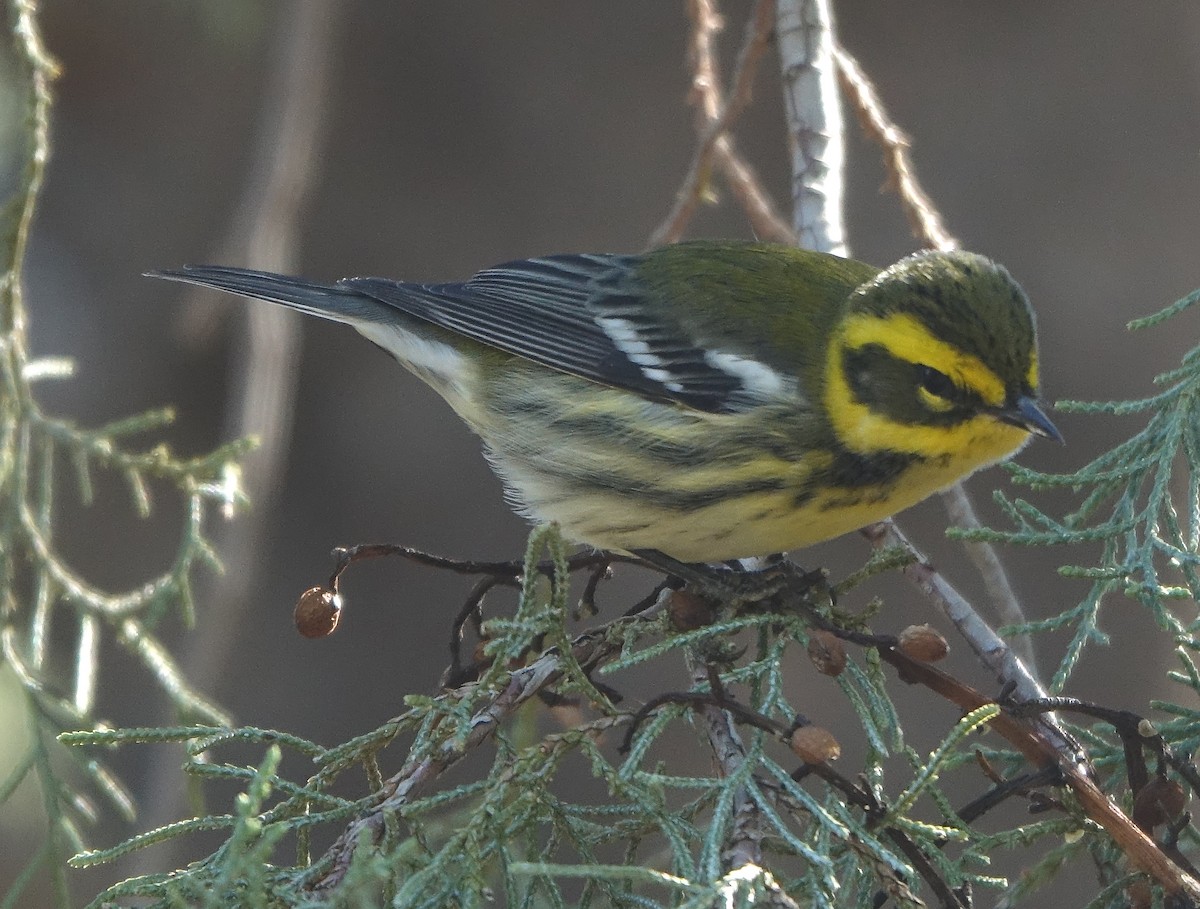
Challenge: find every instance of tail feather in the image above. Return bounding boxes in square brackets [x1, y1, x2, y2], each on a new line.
[147, 265, 393, 327]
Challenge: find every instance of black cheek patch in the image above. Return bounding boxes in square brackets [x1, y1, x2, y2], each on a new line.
[844, 344, 980, 428]
[843, 344, 887, 406]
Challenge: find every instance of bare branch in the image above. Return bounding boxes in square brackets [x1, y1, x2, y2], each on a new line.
[714, 146, 797, 244]
[776, 0, 846, 255]
[939, 483, 1039, 673]
[648, 0, 794, 248]
[832, 45, 956, 252]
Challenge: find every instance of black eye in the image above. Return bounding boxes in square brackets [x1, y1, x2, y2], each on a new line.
[917, 365, 956, 400]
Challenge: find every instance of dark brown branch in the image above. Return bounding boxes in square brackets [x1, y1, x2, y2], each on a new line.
[956, 765, 1064, 825]
[575, 557, 612, 619]
[620, 689, 787, 754]
[325, 544, 641, 686]
[876, 646, 1200, 902]
[327, 542, 626, 590]
[1010, 697, 1200, 808]
[442, 575, 498, 687]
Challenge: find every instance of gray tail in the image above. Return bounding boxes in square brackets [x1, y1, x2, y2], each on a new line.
[147, 265, 391, 326]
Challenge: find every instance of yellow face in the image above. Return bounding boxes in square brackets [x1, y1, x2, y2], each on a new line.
[824, 311, 1035, 464]
[825, 309, 1041, 477]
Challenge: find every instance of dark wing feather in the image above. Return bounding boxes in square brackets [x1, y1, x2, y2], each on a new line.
[344, 254, 758, 413]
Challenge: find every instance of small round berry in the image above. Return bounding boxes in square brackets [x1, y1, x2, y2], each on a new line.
[897, 624, 949, 662]
[789, 725, 841, 764]
[294, 586, 341, 639]
[807, 629, 847, 677]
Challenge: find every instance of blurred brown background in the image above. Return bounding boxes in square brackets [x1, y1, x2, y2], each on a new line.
[4, 1, 1200, 904]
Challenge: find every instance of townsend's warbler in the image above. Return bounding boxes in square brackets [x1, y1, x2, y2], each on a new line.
[152, 241, 1060, 563]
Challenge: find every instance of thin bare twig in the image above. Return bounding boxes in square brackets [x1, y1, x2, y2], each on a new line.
[832, 45, 955, 252]
[319, 542, 632, 684]
[714, 147, 797, 243]
[648, 0, 794, 248]
[939, 483, 1039, 672]
[327, 542, 623, 585]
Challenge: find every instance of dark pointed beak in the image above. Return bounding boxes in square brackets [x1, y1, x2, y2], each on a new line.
[998, 395, 1063, 444]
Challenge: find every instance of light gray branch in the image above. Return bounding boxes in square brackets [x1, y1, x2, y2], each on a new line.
[775, 0, 846, 256]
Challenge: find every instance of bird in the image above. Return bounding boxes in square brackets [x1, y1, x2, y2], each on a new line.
[150, 240, 1060, 564]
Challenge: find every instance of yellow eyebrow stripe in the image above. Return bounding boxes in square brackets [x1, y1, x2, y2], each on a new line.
[838, 312, 1008, 407]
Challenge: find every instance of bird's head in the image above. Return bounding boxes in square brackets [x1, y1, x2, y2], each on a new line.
[823, 250, 1061, 465]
